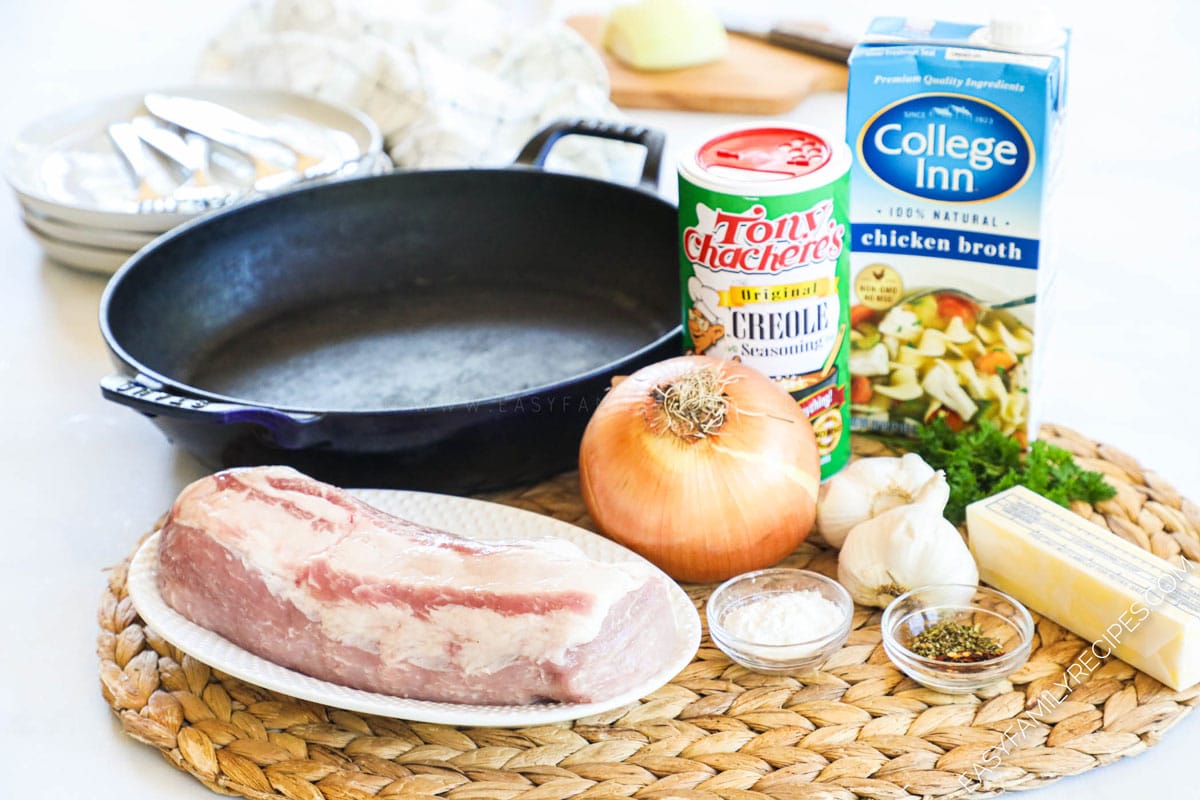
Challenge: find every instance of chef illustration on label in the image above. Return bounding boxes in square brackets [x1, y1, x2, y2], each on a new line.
[685, 276, 726, 355]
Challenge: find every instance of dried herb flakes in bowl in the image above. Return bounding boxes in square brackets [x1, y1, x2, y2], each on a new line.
[908, 620, 1004, 663]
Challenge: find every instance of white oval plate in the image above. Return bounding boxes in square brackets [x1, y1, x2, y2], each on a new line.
[23, 224, 135, 274]
[22, 207, 159, 250]
[126, 489, 701, 727]
[4, 85, 382, 231]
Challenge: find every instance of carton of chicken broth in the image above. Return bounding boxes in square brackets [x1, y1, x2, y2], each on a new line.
[846, 17, 1068, 444]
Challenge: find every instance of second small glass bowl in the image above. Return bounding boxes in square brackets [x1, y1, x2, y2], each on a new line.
[882, 584, 1034, 694]
[707, 568, 854, 674]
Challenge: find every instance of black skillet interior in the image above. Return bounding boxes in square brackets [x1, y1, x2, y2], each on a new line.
[101, 160, 681, 491]
[105, 167, 679, 410]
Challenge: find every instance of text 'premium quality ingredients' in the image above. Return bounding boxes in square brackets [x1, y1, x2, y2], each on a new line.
[846, 15, 1069, 445]
[679, 126, 852, 479]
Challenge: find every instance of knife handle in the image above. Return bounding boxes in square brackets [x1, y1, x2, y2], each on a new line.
[143, 93, 306, 184]
[766, 26, 855, 64]
[131, 116, 201, 172]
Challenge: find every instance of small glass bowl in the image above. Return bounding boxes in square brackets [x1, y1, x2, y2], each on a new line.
[882, 584, 1034, 694]
[707, 568, 854, 673]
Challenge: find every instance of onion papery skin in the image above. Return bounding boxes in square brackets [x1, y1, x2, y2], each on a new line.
[579, 355, 821, 583]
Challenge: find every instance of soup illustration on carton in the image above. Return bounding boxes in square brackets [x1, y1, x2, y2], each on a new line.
[846, 15, 1068, 445]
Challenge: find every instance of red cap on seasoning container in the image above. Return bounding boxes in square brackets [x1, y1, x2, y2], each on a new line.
[698, 127, 832, 179]
[675, 122, 854, 480]
[681, 124, 851, 195]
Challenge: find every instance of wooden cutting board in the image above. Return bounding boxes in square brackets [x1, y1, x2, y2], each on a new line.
[567, 15, 847, 115]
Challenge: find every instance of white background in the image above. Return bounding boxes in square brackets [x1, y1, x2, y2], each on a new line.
[1, 1, 1197, 799]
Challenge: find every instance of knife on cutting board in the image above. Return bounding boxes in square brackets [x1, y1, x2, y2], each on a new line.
[720, 15, 857, 63]
[565, 14, 848, 115]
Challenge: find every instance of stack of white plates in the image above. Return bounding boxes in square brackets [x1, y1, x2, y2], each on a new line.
[4, 86, 387, 274]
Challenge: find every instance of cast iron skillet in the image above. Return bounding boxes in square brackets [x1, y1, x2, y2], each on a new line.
[99, 119, 681, 492]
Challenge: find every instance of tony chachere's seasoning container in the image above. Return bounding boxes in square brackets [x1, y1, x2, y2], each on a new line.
[678, 126, 852, 479]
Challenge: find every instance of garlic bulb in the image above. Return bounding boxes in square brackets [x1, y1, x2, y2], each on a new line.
[816, 453, 949, 548]
[836, 499, 979, 609]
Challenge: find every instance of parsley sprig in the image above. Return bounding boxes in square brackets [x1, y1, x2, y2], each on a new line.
[914, 419, 1116, 524]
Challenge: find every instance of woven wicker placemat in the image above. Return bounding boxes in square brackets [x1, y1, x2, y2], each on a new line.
[98, 423, 1200, 799]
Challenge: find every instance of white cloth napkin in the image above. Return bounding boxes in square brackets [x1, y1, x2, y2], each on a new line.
[198, 0, 640, 180]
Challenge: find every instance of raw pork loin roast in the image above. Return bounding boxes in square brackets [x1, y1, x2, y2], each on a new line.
[157, 466, 679, 705]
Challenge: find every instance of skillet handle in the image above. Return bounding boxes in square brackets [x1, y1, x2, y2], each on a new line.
[100, 375, 326, 449]
[515, 118, 665, 193]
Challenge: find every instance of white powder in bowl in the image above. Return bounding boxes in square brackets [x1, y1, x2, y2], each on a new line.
[722, 589, 845, 649]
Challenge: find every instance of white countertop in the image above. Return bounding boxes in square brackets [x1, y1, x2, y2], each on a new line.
[1, 1, 1196, 799]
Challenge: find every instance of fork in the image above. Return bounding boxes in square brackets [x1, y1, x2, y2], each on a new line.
[130, 116, 218, 189]
[111, 120, 236, 214]
[107, 121, 168, 204]
[143, 93, 325, 191]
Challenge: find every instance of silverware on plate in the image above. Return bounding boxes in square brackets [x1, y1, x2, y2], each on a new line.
[109, 119, 235, 214]
[130, 116, 216, 188]
[106, 121, 170, 203]
[143, 92, 327, 191]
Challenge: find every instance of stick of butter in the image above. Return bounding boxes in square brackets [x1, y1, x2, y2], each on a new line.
[966, 486, 1200, 690]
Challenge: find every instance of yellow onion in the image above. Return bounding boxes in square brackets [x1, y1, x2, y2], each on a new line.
[579, 355, 821, 583]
